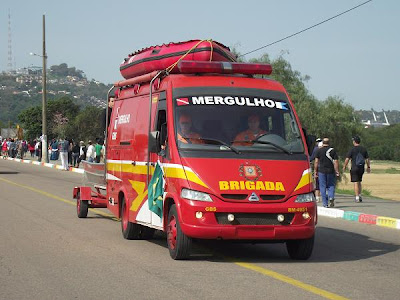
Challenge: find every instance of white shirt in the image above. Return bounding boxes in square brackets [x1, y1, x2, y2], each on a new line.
[86, 145, 96, 159]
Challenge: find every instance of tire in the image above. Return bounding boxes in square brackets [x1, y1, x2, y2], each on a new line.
[76, 191, 88, 218]
[286, 235, 314, 260]
[167, 204, 192, 260]
[120, 196, 154, 240]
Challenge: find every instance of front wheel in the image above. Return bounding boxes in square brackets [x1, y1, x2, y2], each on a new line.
[167, 204, 192, 260]
[286, 235, 314, 260]
[76, 192, 88, 218]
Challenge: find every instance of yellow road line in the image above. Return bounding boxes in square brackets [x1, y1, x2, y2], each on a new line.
[0, 176, 348, 299]
[234, 262, 349, 300]
[0, 177, 117, 220]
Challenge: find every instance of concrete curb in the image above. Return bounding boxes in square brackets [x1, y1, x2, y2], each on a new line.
[317, 206, 400, 230]
[2, 156, 84, 174]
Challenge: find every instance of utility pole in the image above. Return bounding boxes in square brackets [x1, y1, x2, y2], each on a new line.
[41, 14, 48, 163]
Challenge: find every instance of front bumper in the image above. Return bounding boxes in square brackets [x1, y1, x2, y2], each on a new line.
[178, 199, 316, 240]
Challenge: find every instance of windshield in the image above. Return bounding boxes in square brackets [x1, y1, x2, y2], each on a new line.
[173, 87, 305, 157]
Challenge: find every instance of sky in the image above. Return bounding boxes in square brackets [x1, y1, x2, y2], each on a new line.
[1, 0, 399, 110]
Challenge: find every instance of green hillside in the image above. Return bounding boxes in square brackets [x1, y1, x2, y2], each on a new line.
[0, 63, 111, 126]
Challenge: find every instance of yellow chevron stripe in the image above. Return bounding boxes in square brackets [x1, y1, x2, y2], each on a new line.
[129, 180, 148, 212]
[108, 162, 209, 189]
[294, 170, 312, 191]
[108, 163, 149, 175]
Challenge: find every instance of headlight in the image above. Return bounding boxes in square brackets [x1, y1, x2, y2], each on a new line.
[295, 193, 315, 203]
[181, 188, 213, 202]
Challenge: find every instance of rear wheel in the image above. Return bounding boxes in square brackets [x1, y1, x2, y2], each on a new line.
[167, 204, 192, 260]
[76, 191, 88, 218]
[121, 196, 154, 240]
[286, 235, 314, 260]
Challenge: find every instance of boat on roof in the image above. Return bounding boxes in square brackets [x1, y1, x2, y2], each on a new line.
[119, 39, 237, 79]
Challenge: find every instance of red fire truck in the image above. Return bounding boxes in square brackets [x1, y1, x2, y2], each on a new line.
[73, 42, 317, 260]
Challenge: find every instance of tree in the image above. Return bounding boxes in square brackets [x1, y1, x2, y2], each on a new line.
[18, 96, 80, 140]
[66, 106, 103, 142]
[17, 105, 42, 139]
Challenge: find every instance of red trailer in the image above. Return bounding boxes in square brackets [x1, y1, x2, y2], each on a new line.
[74, 42, 317, 260]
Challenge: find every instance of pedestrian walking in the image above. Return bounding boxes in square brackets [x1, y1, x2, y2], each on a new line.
[95, 138, 103, 163]
[9, 139, 17, 158]
[86, 140, 96, 163]
[310, 138, 323, 203]
[50, 138, 59, 160]
[77, 141, 87, 168]
[1, 138, 8, 158]
[71, 141, 80, 167]
[314, 138, 340, 208]
[342, 135, 371, 203]
[68, 138, 73, 166]
[28, 140, 35, 157]
[37, 140, 42, 162]
[59, 137, 70, 171]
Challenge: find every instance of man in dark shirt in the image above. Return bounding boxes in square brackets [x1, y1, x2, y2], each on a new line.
[101, 94, 115, 135]
[343, 135, 370, 203]
[314, 138, 340, 208]
[309, 138, 322, 203]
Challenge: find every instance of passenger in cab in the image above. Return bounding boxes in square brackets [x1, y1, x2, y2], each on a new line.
[101, 94, 115, 134]
[177, 114, 203, 144]
[233, 114, 267, 146]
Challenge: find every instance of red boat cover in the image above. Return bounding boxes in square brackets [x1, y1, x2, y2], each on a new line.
[120, 40, 237, 79]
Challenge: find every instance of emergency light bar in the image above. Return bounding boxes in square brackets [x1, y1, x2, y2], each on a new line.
[177, 60, 273, 75]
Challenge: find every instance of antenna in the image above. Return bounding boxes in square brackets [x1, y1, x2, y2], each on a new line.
[7, 9, 13, 72]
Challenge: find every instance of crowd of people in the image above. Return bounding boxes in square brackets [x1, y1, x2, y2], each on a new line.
[1, 136, 105, 170]
[1, 138, 38, 160]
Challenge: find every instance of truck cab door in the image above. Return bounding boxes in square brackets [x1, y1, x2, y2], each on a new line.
[150, 96, 167, 228]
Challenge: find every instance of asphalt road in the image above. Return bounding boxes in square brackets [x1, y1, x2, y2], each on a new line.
[1, 159, 399, 300]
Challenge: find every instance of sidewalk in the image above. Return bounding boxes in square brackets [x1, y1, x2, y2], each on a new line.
[317, 195, 400, 230]
[1, 155, 84, 174]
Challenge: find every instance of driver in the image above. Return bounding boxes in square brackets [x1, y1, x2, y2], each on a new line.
[233, 114, 267, 146]
[177, 114, 203, 144]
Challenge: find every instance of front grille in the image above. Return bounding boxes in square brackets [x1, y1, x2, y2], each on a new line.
[221, 194, 247, 200]
[260, 195, 285, 200]
[221, 194, 286, 202]
[215, 213, 294, 225]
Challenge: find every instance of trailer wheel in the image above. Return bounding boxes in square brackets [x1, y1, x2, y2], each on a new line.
[121, 195, 144, 240]
[286, 235, 314, 260]
[167, 204, 192, 260]
[76, 191, 88, 218]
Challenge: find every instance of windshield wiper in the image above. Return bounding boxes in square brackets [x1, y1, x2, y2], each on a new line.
[233, 139, 292, 154]
[252, 140, 293, 154]
[198, 137, 241, 154]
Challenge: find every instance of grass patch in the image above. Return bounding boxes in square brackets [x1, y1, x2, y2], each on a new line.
[385, 168, 400, 174]
[371, 160, 400, 166]
[336, 188, 354, 196]
[336, 188, 372, 196]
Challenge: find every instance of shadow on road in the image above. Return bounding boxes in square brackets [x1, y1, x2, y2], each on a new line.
[146, 227, 399, 263]
[0, 171, 19, 174]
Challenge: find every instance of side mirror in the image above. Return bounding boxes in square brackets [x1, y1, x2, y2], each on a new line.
[149, 131, 160, 153]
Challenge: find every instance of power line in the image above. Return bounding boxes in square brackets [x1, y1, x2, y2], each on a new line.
[239, 0, 373, 58]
